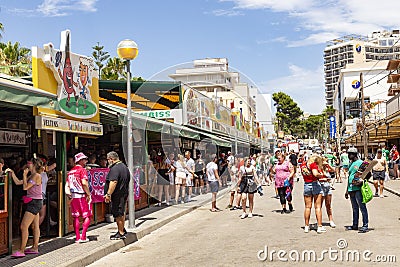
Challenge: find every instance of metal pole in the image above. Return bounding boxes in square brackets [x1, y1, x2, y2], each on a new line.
[360, 72, 368, 159]
[126, 60, 135, 228]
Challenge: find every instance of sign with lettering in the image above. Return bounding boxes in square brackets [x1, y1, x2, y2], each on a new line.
[135, 110, 172, 119]
[87, 168, 109, 203]
[35, 116, 103, 135]
[0, 130, 26, 145]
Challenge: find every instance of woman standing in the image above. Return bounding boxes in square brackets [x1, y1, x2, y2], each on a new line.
[320, 158, 336, 229]
[301, 155, 324, 233]
[155, 155, 170, 206]
[174, 154, 187, 204]
[273, 154, 294, 214]
[372, 150, 387, 198]
[12, 159, 44, 258]
[238, 157, 260, 219]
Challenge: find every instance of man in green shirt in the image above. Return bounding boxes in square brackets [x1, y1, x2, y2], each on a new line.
[340, 150, 350, 179]
[382, 144, 390, 162]
[345, 147, 369, 233]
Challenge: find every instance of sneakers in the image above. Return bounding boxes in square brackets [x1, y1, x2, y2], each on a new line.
[79, 238, 89, 243]
[317, 226, 326, 234]
[374, 192, 379, 197]
[346, 226, 358, 231]
[358, 227, 368, 233]
[240, 213, 247, 219]
[248, 213, 253, 218]
[329, 221, 336, 228]
[379, 195, 384, 198]
[180, 201, 185, 204]
[304, 225, 310, 233]
[110, 232, 127, 240]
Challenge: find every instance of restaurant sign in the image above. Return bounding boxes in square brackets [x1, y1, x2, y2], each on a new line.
[0, 130, 26, 145]
[35, 116, 103, 135]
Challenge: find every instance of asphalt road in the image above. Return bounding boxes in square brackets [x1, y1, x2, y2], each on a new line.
[89, 178, 400, 267]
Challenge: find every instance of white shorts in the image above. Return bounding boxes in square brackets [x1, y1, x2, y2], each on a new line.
[186, 176, 193, 187]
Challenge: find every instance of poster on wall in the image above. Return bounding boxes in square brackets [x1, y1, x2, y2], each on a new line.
[88, 168, 140, 203]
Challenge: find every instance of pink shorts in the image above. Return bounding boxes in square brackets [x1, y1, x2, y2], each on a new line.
[70, 197, 92, 218]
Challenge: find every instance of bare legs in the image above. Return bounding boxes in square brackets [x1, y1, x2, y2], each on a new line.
[18, 212, 39, 253]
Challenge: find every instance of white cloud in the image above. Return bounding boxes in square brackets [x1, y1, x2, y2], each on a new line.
[209, 9, 244, 16]
[259, 64, 325, 114]
[11, 0, 97, 17]
[222, 0, 400, 46]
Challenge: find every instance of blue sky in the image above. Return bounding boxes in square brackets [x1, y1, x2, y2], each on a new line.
[1, 0, 400, 114]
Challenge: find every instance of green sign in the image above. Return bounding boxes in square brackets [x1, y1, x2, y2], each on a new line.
[135, 110, 172, 119]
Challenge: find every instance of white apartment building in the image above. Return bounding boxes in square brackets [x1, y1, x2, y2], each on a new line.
[169, 58, 260, 124]
[325, 30, 400, 107]
[334, 61, 391, 136]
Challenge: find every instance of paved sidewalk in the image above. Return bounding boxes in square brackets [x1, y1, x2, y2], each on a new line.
[0, 187, 231, 267]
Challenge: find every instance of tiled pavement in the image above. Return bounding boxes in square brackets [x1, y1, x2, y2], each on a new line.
[0, 186, 231, 267]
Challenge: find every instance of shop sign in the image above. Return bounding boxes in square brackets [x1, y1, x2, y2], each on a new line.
[33, 30, 100, 120]
[0, 130, 26, 145]
[135, 110, 174, 119]
[35, 116, 103, 135]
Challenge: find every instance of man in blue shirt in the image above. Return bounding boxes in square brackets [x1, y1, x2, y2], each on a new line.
[345, 147, 369, 233]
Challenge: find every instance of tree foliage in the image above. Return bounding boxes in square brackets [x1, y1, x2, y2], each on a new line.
[92, 42, 110, 78]
[272, 92, 303, 135]
[0, 41, 31, 76]
[101, 56, 145, 81]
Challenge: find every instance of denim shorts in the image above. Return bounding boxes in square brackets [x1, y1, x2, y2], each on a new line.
[303, 181, 323, 196]
[320, 181, 332, 196]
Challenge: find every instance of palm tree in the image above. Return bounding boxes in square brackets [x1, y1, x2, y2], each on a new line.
[0, 41, 31, 76]
[101, 57, 125, 80]
[0, 23, 4, 40]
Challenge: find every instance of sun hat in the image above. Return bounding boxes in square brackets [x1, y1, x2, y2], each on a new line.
[74, 152, 88, 163]
[347, 147, 358, 154]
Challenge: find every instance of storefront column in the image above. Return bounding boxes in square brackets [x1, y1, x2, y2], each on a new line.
[56, 132, 66, 237]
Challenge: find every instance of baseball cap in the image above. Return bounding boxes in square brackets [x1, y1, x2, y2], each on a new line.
[74, 152, 88, 163]
[347, 147, 358, 154]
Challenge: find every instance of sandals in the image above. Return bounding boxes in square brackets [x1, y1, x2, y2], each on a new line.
[210, 209, 219, 212]
[24, 248, 39, 254]
[11, 251, 26, 258]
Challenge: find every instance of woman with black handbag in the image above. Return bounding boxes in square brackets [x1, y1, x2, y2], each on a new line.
[237, 157, 260, 219]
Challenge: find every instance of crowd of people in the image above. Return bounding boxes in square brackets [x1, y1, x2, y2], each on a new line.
[4, 142, 399, 258]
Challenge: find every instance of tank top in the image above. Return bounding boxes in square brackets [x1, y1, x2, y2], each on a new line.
[26, 177, 43, 200]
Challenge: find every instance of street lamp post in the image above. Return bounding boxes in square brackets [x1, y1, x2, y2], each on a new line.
[117, 39, 138, 229]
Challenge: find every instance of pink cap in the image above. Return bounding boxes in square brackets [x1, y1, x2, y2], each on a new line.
[74, 152, 88, 163]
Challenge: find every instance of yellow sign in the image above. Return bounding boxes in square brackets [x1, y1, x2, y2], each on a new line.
[32, 30, 100, 123]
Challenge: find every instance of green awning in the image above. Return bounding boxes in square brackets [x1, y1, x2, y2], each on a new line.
[200, 132, 232, 147]
[0, 77, 57, 108]
[99, 102, 199, 140]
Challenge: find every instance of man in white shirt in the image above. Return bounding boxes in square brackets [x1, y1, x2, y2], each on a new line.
[185, 151, 195, 202]
[207, 154, 220, 212]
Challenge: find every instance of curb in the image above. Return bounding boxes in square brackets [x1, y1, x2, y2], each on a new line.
[57, 186, 232, 267]
[367, 180, 400, 197]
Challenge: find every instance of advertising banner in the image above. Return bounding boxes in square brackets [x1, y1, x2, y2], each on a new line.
[329, 115, 336, 139]
[88, 167, 141, 202]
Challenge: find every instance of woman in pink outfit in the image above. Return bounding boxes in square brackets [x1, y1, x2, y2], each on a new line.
[272, 154, 295, 214]
[12, 159, 44, 258]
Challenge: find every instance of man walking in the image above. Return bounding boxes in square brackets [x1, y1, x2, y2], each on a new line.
[104, 151, 131, 240]
[207, 154, 220, 212]
[65, 152, 92, 243]
[184, 151, 195, 202]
